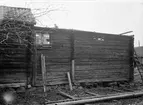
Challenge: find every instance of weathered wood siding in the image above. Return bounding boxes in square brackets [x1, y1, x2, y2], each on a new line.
[34, 27, 134, 86]
[0, 44, 27, 83]
[74, 31, 133, 83]
[135, 46, 143, 64]
[0, 22, 34, 84]
[35, 28, 71, 85]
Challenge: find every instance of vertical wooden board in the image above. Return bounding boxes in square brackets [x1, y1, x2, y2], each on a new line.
[71, 60, 75, 82]
[67, 72, 73, 90]
[41, 55, 47, 92]
[32, 34, 37, 86]
[128, 36, 134, 81]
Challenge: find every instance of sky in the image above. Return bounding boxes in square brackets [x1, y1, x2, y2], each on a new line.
[0, 0, 143, 46]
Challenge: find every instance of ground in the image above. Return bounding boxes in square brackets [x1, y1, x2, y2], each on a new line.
[14, 83, 143, 105]
[1, 68, 143, 105]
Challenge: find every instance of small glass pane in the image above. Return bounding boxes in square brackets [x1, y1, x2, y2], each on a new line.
[43, 34, 50, 44]
[43, 34, 50, 39]
[36, 33, 42, 45]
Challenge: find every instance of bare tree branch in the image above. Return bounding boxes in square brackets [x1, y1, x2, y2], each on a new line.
[0, 33, 9, 44]
[0, 6, 59, 53]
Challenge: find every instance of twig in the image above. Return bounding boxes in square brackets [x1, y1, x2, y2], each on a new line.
[0, 33, 9, 44]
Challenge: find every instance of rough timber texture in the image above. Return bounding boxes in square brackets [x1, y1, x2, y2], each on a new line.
[34, 27, 71, 85]
[34, 27, 134, 86]
[0, 6, 36, 25]
[0, 21, 34, 84]
[74, 31, 134, 83]
[135, 46, 143, 64]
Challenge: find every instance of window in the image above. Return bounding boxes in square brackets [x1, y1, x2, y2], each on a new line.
[42, 34, 50, 45]
[36, 33, 42, 45]
[36, 33, 51, 47]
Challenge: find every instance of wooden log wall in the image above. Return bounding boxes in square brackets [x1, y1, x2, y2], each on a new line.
[34, 27, 134, 86]
[0, 43, 27, 83]
[35, 28, 71, 85]
[0, 21, 34, 84]
[73, 31, 134, 83]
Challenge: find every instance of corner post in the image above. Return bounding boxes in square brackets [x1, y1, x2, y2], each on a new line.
[129, 35, 134, 82]
[70, 30, 75, 83]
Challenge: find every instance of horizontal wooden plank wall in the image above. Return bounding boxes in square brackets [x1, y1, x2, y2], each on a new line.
[0, 22, 34, 85]
[35, 28, 71, 86]
[0, 43, 28, 83]
[34, 27, 134, 86]
[74, 30, 133, 83]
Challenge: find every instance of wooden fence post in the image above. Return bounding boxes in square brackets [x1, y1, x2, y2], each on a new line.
[72, 60, 75, 83]
[67, 72, 73, 91]
[129, 36, 134, 82]
[32, 32, 37, 86]
[41, 54, 47, 93]
[71, 30, 75, 83]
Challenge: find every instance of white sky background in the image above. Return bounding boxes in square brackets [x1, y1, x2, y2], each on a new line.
[1, 0, 143, 46]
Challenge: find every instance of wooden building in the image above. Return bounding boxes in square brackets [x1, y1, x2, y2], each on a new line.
[135, 46, 143, 64]
[33, 27, 134, 86]
[0, 5, 134, 86]
[0, 6, 35, 87]
[0, 25, 134, 87]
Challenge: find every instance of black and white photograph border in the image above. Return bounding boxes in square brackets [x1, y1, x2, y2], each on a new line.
[0, 0, 143, 105]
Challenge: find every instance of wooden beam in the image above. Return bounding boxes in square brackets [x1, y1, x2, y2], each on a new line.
[70, 30, 75, 83]
[52, 91, 143, 105]
[72, 60, 75, 83]
[41, 54, 47, 93]
[70, 30, 75, 60]
[26, 35, 31, 88]
[119, 31, 133, 35]
[67, 72, 73, 91]
[129, 36, 134, 82]
[111, 88, 123, 92]
[58, 90, 76, 99]
[85, 91, 101, 97]
[0, 83, 26, 88]
[32, 32, 37, 86]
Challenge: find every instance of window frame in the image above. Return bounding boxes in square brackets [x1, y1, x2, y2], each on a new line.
[35, 32, 52, 48]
